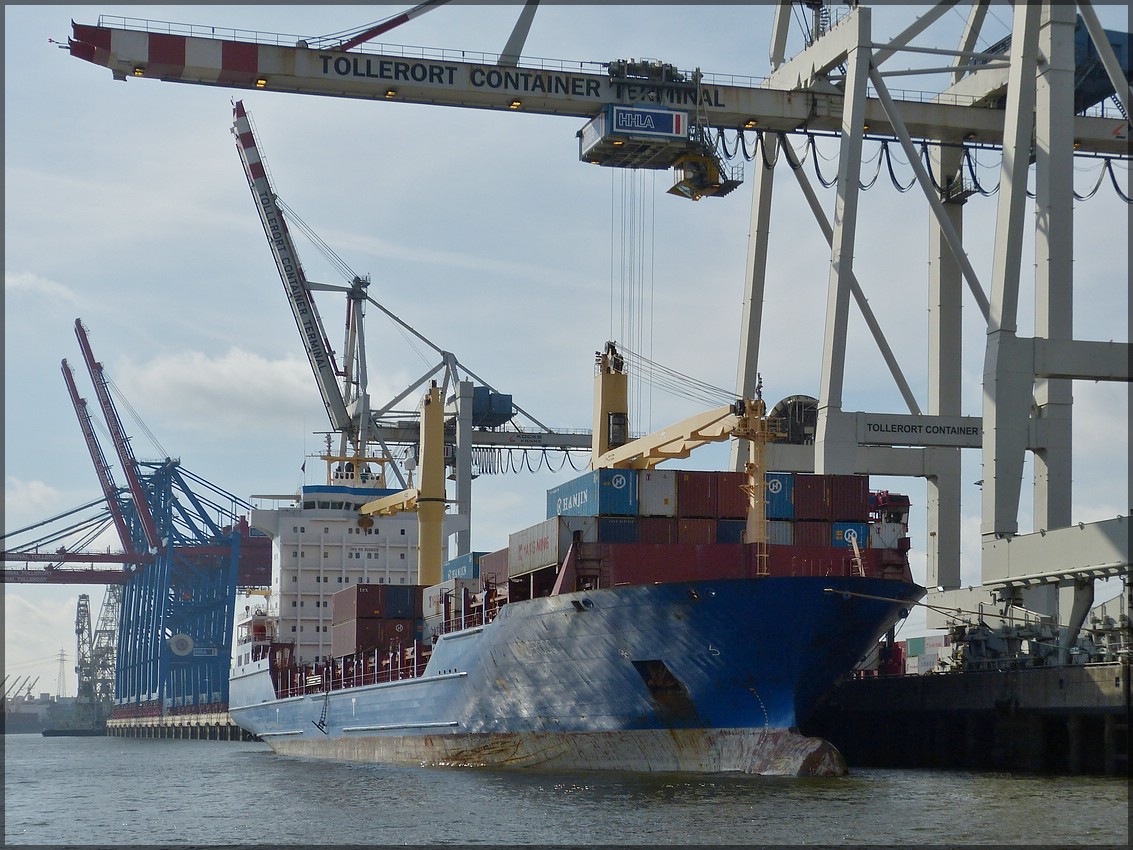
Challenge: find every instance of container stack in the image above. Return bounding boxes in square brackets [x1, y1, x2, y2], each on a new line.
[330, 584, 425, 659]
[484, 468, 907, 583]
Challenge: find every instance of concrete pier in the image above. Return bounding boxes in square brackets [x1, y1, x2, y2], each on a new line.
[803, 662, 1130, 775]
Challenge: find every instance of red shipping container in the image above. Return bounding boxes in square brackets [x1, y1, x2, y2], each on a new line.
[332, 585, 391, 624]
[332, 618, 416, 658]
[637, 516, 678, 544]
[715, 472, 749, 519]
[678, 518, 716, 544]
[829, 474, 870, 521]
[792, 474, 831, 520]
[478, 547, 508, 588]
[607, 543, 747, 586]
[792, 520, 832, 546]
[676, 471, 717, 518]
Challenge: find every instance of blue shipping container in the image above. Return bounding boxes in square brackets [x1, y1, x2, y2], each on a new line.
[547, 469, 638, 518]
[716, 518, 746, 544]
[442, 551, 485, 581]
[832, 522, 870, 549]
[766, 472, 794, 520]
[598, 516, 639, 543]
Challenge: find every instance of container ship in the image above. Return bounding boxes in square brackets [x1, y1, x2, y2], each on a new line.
[229, 347, 923, 776]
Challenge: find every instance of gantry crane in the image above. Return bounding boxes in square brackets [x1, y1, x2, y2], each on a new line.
[64, 4, 1132, 656]
[4, 321, 258, 717]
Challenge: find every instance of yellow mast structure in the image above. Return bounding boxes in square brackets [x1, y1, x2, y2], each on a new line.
[359, 384, 446, 587]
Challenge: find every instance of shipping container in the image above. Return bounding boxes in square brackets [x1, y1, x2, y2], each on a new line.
[331, 618, 418, 659]
[598, 516, 639, 544]
[478, 548, 508, 587]
[925, 633, 951, 652]
[716, 518, 746, 544]
[917, 653, 940, 675]
[767, 520, 794, 545]
[677, 518, 716, 544]
[905, 636, 926, 657]
[829, 474, 871, 521]
[331, 584, 422, 624]
[637, 516, 678, 544]
[509, 516, 597, 577]
[676, 471, 717, 518]
[869, 521, 906, 550]
[792, 520, 833, 547]
[792, 474, 831, 520]
[637, 469, 677, 517]
[442, 551, 486, 582]
[422, 579, 480, 618]
[546, 469, 637, 518]
[832, 521, 870, 549]
[715, 472, 749, 519]
[765, 472, 795, 520]
[607, 543, 748, 586]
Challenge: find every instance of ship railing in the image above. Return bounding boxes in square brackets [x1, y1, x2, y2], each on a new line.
[274, 646, 432, 699]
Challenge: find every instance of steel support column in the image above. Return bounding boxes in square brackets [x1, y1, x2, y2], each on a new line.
[982, 0, 1042, 540]
[815, 7, 871, 474]
[927, 143, 965, 593]
[1033, 3, 1079, 620]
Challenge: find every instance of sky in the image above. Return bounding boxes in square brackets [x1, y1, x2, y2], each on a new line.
[5, 3, 1129, 698]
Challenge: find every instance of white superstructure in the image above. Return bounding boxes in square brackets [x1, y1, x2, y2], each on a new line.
[250, 481, 466, 666]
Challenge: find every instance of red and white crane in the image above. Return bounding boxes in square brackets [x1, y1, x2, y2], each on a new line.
[72, 319, 161, 553]
[60, 358, 136, 557]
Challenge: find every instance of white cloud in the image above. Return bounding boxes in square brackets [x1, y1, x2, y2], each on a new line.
[3, 477, 67, 534]
[111, 348, 321, 435]
[3, 271, 80, 303]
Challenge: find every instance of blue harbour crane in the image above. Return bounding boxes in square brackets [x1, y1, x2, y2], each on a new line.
[2, 320, 271, 721]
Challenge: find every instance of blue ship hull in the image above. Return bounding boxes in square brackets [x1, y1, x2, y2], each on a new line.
[230, 575, 922, 775]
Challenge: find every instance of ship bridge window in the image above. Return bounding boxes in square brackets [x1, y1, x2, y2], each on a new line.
[318, 502, 330, 509]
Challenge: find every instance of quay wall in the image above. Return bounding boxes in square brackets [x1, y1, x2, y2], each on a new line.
[803, 662, 1130, 775]
[107, 711, 260, 742]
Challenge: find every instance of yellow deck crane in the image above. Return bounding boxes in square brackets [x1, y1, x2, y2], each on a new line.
[590, 342, 782, 574]
[358, 384, 447, 588]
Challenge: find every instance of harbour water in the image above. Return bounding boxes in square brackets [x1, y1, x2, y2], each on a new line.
[3, 735, 1128, 846]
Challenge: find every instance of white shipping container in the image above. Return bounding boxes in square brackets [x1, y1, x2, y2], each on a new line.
[423, 578, 480, 617]
[905, 654, 921, 675]
[870, 521, 906, 549]
[767, 520, 794, 545]
[925, 633, 950, 652]
[917, 652, 940, 674]
[508, 516, 597, 577]
[638, 469, 677, 517]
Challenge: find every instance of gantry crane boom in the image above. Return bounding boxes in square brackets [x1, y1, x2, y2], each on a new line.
[61, 358, 136, 556]
[66, 14, 1127, 155]
[232, 100, 354, 439]
[73, 319, 161, 552]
